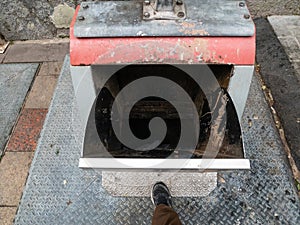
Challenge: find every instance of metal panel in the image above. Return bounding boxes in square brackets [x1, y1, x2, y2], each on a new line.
[228, 66, 254, 122]
[74, 0, 255, 37]
[69, 34, 256, 66]
[79, 158, 251, 169]
[70, 65, 96, 127]
[71, 64, 249, 163]
[102, 171, 217, 197]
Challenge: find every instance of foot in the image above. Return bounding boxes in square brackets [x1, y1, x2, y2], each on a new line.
[151, 182, 172, 207]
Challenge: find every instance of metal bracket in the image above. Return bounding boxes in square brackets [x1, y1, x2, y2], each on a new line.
[143, 0, 186, 20]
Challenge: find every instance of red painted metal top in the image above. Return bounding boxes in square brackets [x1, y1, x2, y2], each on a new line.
[70, 6, 255, 66]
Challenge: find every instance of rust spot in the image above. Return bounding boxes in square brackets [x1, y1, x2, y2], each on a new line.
[179, 29, 209, 36]
[180, 21, 196, 29]
[179, 21, 209, 36]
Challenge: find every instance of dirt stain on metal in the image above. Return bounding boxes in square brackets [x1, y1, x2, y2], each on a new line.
[179, 21, 209, 36]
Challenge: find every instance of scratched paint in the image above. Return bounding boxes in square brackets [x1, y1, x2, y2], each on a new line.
[70, 7, 255, 66]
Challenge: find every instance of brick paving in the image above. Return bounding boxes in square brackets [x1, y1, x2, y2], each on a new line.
[6, 109, 48, 152]
[0, 152, 33, 206]
[24, 76, 58, 109]
[0, 208, 16, 225]
[0, 40, 67, 225]
[0, 54, 5, 63]
[3, 41, 69, 63]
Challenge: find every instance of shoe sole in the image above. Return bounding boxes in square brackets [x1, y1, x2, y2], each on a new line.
[150, 181, 171, 206]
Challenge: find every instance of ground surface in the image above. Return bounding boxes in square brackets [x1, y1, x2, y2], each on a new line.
[247, 0, 300, 17]
[0, 3, 299, 225]
[0, 41, 68, 225]
[255, 17, 300, 170]
[14, 56, 300, 225]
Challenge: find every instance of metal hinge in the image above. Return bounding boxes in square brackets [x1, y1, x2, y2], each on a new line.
[143, 0, 186, 20]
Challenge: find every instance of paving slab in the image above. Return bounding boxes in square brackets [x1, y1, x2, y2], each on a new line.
[24, 76, 58, 109]
[0, 207, 17, 225]
[0, 152, 33, 206]
[14, 56, 300, 225]
[293, 61, 300, 72]
[0, 63, 38, 155]
[38, 62, 63, 76]
[295, 29, 300, 43]
[276, 36, 300, 62]
[4, 42, 69, 63]
[0, 41, 9, 63]
[6, 109, 48, 152]
[0, 53, 6, 63]
[255, 18, 300, 171]
[268, 16, 300, 63]
[0, 56, 4, 64]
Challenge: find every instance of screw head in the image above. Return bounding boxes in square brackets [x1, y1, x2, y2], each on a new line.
[176, 0, 183, 5]
[239, 2, 245, 7]
[144, 12, 150, 18]
[244, 14, 250, 19]
[78, 16, 85, 21]
[177, 11, 185, 18]
[144, 0, 150, 5]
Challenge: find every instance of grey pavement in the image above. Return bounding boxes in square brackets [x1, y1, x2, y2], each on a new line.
[268, 16, 300, 80]
[0, 63, 38, 155]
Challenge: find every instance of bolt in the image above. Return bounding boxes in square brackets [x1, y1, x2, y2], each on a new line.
[177, 12, 185, 18]
[176, 0, 183, 5]
[82, 4, 89, 9]
[244, 14, 250, 19]
[78, 16, 85, 21]
[144, 12, 150, 18]
[239, 2, 245, 7]
[144, 0, 150, 5]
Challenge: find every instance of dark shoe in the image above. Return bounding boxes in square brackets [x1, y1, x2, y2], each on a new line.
[151, 182, 172, 207]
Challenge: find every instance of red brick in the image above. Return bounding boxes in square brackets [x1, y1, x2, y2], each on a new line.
[6, 109, 47, 152]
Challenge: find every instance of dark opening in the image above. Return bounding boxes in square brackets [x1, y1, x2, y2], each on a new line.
[91, 64, 243, 159]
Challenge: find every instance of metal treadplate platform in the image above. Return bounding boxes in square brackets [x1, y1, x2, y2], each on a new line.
[74, 0, 255, 37]
[15, 56, 300, 224]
